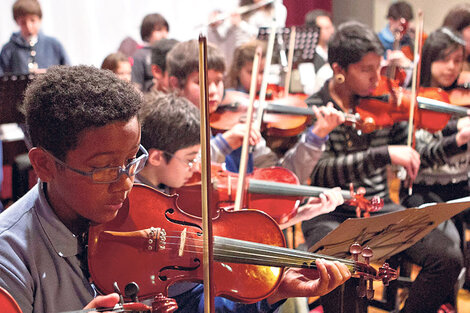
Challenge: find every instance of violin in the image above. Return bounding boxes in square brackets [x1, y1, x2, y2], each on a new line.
[172, 164, 383, 223]
[88, 184, 397, 303]
[213, 89, 376, 137]
[212, 87, 310, 137]
[357, 77, 470, 133]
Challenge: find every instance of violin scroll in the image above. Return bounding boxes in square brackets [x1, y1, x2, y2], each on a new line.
[349, 243, 398, 299]
[347, 184, 384, 218]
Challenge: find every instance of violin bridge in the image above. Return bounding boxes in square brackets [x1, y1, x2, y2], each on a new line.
[179, 228, 187, 257]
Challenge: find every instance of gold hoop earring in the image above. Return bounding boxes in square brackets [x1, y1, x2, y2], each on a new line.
[335, 74, 345, 84]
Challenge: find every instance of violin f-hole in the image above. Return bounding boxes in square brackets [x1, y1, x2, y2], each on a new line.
[158, 258, 201, 281]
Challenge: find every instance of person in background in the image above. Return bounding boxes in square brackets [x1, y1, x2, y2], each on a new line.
[0, 0, 69, 76]
[303, 9, 336, 95]
[101, 52, 132, 82]
[442, 3, 470, 71]
[377, 0, 414, 84]
[148, 38, 179, 94]
[208, 0, 286, 68]
[304, 9, 334, 74]
[131, 13, 169, 91]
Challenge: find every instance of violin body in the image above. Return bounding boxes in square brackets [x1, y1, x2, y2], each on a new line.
[173, 165, 300, 224]
[357, 78, 453, 133]
[88, 184, 285, 303]
[0, 287, 22, 313]
[212, 88, 309, 137]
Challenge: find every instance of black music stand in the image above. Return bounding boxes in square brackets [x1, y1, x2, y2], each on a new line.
[257, 26, 319, 66]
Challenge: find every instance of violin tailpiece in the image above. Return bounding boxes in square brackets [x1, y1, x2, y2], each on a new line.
[100, 227, 167, 252]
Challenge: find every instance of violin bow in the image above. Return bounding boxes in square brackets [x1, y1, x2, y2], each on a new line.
[406, 10, 424, 195]
[283, 26, 296, 97]
[233, 46, 263, 212]
[253, 21, 277, 132]
[198, 34, 215, 313]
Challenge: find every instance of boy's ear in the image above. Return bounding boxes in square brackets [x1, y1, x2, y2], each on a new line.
[28, 147, 58, 182]
[168, 76, 180, 90]
[151, 64, 163, 79]
[331, 62, 345, 76]
[147, 148, 165, 166]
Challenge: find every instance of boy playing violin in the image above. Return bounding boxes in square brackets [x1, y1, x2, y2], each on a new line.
[166, 39, 344, 183]
[165, 40, 346, 227]
[302, 21, 463, 313]
[0, 65, 350, 313]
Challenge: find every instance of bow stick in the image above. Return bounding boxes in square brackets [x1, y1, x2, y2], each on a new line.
[198, 34, 215, 313]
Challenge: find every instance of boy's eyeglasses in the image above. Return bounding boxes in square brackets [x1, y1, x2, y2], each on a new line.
[163, 151, 198, 169]
[44, 145, 149, 184]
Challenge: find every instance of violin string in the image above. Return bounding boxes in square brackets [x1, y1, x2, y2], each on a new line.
[159, 234, 357, 268]
[150, 239, 366, 275]
[163, 232, 357, 265]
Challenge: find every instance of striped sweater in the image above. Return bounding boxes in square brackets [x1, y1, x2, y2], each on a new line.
[306, 82, 406, 203]
[306, 82, 468, 206]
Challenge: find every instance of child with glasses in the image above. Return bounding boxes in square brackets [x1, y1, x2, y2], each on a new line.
[0, 65, 350, 313]
[137, 92, 201, 192]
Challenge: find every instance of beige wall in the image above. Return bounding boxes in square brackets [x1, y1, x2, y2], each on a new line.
[333, 0, 465, 34]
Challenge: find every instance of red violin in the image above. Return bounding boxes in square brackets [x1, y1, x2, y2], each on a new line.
[357, 77, 470, 133]
[87, 184, 397, 303]
[172, 164, 384, 223]
[211, 88, 310, 137]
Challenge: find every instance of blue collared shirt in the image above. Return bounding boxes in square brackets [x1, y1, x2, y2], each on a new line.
[0, 183, 95, 313]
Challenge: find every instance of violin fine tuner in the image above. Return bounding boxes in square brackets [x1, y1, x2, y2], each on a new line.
[349, 243, 396, 299]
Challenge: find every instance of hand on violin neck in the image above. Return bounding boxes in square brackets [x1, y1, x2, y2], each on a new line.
[456, 125, 470, 147]
[311, 103, 346, 138]
[279, 188, 344, 229]
[83, 293, 120, 311]
[266, 259, 351, 304]
[457, 116, 470, 131]
[222, 123, 262, 150]
[385, 49, 412, 68]
[388, 145, 421, 181]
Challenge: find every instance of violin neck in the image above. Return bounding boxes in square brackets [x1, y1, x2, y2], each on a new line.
[247, 179, 352, 199]
[264, 103, 316, 116]
[417, 96, 470, 116]
[213, 236, 358, 274]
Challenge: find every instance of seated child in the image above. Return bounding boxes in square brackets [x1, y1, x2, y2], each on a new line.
[101, 52, 132, 82]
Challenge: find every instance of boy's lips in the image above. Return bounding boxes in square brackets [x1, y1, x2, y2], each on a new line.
[104, 199, 126, 211]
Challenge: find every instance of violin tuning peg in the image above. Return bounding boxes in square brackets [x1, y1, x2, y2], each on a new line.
[349, 242, 362, 262]
[124, 282, 140, 302]
[361, 246, 373, 264]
